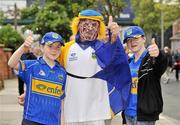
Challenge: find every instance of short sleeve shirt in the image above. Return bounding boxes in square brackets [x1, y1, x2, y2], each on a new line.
[18, 57, 66, 125]
[125, 50, 147, 117]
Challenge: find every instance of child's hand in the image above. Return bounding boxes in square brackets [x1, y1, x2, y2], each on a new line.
[18, 93, 25, 106]
[23, 31, 34, 49]
[148, 38, 159, 57]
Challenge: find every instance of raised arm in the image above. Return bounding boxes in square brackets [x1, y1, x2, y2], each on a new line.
[8, 33, 34, 70]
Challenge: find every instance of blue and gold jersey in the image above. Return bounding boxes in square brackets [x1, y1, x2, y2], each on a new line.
[125, 50, 147, 117]
[18, 57, 66, 125]
[59, 37, 132, 118]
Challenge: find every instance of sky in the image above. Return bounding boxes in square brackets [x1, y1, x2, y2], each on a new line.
[0, 0, 26, 11]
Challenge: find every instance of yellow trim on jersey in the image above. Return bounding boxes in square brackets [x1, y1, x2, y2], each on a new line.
[32, 78, 64, 97]
[110, 108, 115, 118]
[131, 77, 138, 94]
[58, 40, 75, 68]
[20, 61, 25, 71]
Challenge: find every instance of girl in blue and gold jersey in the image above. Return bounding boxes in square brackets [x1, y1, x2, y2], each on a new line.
[8, 32, 67, 125]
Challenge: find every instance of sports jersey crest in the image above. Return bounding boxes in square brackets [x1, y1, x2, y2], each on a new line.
[39, 70, 46, 76]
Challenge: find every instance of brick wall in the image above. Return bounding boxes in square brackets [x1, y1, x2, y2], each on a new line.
[0, 44, 13, 80]
[4, 48, 13, 79]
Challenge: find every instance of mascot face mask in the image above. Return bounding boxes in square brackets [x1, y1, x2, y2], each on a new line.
[78, 19, 100, 42]
[71, 10, 106, 41]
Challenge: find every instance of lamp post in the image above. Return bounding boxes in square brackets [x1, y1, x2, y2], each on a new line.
[160, 10, 164, 49]
[154, 0, 164, 49]
[159, 0, 164, 49]
[14, 3, 17, 30]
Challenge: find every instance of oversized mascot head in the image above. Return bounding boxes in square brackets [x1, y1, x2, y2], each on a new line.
[71, 9, 106, 42]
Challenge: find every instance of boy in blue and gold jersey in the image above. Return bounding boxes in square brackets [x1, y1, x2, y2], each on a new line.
[8, 32, 67, 125]
[123, 26, 167, 125]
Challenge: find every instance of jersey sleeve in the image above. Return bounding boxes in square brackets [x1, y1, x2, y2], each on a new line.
[58, 41, 75, 68]
[18, 60, 36, 84]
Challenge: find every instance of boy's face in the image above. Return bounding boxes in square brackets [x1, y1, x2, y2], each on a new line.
[127, 36, 145, 53]
[78, 19, 100, 42]
[42, 42, 61, 61]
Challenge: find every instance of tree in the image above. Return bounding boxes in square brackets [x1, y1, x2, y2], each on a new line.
[0, 25, 24, 50]
[131, 0, 180, 43]
[154, 0, 180, 29]
[32, 1, 72, 40]
[20, 0, 126, 41]
[20, 2, 39, 20]
[0, 11, 5, 25]
[21, 1, 75, 40]
[51, 0, 94, 18]
[131, 0, 160, 34]
[87, 0, 126, 23]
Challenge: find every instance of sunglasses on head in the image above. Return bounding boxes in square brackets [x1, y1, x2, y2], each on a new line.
[127, 35, 143, 41]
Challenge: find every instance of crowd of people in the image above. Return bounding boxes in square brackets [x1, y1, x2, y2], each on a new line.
[8, 9, 180, 125]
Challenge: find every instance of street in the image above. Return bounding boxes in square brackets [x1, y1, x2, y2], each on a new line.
[0, 78, 23, 125]
[161, 73, 180, 120]
[0, 72, 180, 125]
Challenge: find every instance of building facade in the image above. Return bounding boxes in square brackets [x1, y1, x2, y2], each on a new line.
[170, 19, 180, 51]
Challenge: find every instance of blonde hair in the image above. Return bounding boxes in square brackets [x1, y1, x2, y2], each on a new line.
[71, 14, 106, 40]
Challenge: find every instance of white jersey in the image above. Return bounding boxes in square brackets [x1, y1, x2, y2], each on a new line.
[64, 43, 111, 122]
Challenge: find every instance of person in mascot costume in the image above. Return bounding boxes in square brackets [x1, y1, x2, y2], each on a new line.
[59, 9, 131, 125]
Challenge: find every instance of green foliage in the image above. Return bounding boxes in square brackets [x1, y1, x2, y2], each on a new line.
[0, 25, 24, 50]
[87, 0, 125, 23]
[154, 1, 180, 29]
[131, 0, 160, 33]
[131, 0, 180, 34]
[20, 2, 39, 20]
[54, 0, 94, 18]
[21, 1, 73, 41]
[32, 1, 72, 40]
[20, 0, 125, 41]
[0, 11, 5, 25]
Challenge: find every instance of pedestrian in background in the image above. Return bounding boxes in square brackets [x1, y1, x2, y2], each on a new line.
[123, 26, 167, 125]
[174, 49, 180, 81]
[162, 46, 172, 84]
[8, 32, 67, 125]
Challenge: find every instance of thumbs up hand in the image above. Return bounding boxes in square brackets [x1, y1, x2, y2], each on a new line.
[23, 30, 34, 49]
[148, 38, 159, 57]
[107, 16, 120, 43]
